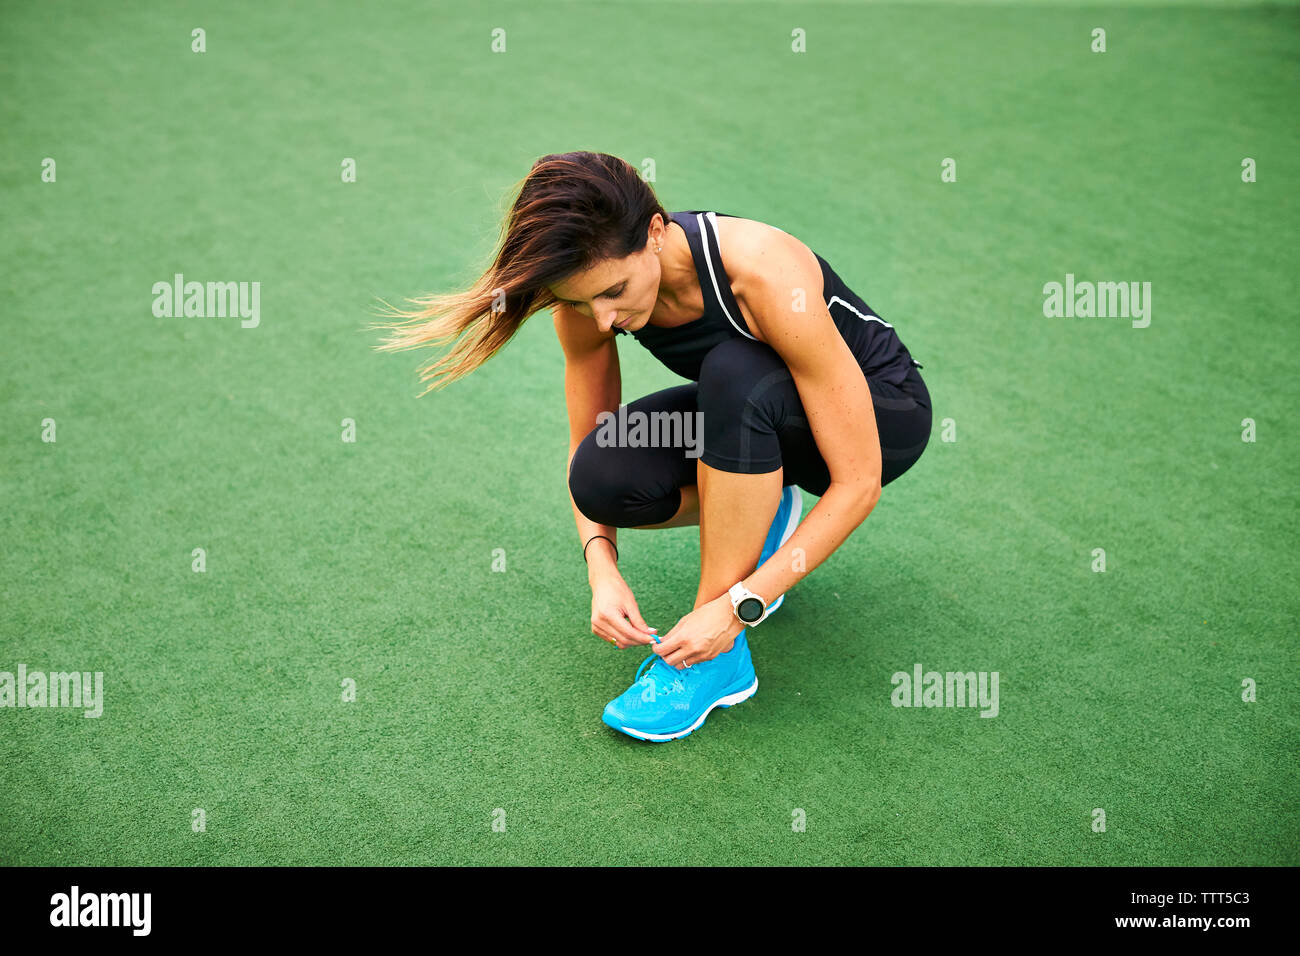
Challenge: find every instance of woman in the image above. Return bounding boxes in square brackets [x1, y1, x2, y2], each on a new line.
[376, 151, 931, 742]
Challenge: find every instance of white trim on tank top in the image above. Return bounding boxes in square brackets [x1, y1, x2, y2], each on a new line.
[827, 295, 893, 329]
[698, 212, 758, 341]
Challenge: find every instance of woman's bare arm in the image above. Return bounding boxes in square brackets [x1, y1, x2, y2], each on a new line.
[726, 226, 884, 607]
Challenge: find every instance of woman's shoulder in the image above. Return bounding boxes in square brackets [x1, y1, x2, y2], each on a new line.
[712, 212, 791, 247]
[697, 212, 824, 343]
[675, 209, 786, 239]
[711, 212, 820, 292]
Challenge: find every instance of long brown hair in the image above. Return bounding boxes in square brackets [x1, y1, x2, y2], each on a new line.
[373, 151, 671, 394]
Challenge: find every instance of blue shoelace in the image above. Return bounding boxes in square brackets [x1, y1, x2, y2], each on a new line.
[634, 652, 694, 696]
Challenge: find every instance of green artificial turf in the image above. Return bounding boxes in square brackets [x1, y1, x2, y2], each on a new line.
[1, 0, 1296, 866]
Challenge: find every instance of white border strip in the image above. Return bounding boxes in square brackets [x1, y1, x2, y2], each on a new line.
[828, 294, 893, 329]
[699, 212, 758, 340]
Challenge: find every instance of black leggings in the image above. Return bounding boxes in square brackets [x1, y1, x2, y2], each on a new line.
[568, 337, 932, 528]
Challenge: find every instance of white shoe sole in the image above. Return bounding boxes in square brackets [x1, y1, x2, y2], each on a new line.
[613, 677, 759, 742]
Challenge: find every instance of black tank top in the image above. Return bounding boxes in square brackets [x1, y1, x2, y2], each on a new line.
[616, 210, 922, 386]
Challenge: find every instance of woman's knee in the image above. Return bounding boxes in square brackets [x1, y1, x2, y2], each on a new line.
[568, 432, 684, 528]
[697, 338, 796, 472]
[568, 438, 626, 525]
[697, 338, 794, 418]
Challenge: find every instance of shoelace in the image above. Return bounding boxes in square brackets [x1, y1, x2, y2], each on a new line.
[634, 652, 694, 696]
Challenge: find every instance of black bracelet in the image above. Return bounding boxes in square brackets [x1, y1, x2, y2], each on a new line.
[583, 534, 618, 564]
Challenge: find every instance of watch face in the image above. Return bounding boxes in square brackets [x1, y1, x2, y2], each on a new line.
[737, 597, 764, 623]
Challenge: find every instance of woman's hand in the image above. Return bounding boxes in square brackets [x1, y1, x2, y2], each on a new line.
[652, 593, 746, 668]
[589, 570, 658, 648]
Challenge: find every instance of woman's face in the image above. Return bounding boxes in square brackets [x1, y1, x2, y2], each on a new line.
[549, 220, 667, 334]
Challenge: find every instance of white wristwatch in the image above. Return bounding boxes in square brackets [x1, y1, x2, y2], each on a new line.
[729, 581, 771, 627]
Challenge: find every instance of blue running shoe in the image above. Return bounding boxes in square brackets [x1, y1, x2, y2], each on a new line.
[758, 485, 802, 614]
[601, 633, 758, 742]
